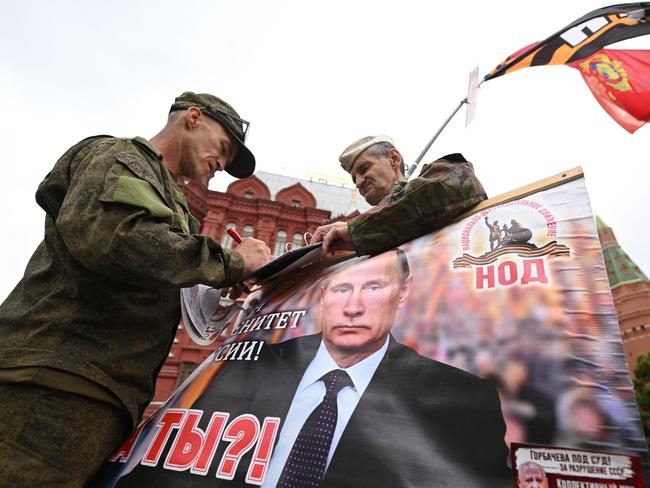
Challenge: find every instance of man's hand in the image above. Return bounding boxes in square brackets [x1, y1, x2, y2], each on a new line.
[234, 237, 272, 275]
[309, 221, 355, 255]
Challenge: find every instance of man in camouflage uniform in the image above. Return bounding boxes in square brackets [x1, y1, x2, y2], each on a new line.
[0, 92, 272, 487]
[310, 135, 487, 255]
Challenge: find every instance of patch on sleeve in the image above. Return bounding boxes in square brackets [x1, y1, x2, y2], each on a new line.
[102, 174, 173, 218]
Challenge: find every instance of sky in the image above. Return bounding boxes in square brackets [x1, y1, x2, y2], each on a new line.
[0, 0, 648, 301]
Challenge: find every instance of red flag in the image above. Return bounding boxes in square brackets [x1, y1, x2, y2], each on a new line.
[568, 49, 650, 133]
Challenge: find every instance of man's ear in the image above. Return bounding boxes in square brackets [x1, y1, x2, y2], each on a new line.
[388, 148, 403, 172]
[396, 275, 413, 309]
[185, 107, 202, 129]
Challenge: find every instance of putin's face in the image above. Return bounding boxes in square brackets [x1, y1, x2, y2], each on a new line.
[319, 254, 411, 364]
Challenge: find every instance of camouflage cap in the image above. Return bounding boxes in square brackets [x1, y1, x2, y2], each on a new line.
[170, 91, 255, 178]
[339, 135, 394, 173]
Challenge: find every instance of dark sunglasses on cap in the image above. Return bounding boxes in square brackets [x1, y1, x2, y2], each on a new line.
[203, 106, 250, 143]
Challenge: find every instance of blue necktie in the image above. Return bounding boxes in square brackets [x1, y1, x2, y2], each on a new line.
[277, 369, 352, 488]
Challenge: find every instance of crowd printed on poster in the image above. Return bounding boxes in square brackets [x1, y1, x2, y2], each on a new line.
[512, 443, 644, 487]
[91, 173, 650, 487]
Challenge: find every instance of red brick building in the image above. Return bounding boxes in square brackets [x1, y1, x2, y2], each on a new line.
[597, 217, 650, 378]
[145, 172, 367, 417]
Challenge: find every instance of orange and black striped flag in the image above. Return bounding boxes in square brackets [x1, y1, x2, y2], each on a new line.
[484, 3, 650, 82]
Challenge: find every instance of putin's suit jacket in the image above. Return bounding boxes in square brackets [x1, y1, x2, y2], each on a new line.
[116, 333, 511, 488]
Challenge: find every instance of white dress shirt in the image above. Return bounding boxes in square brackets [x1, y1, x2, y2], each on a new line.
[261, 336, 389, 487]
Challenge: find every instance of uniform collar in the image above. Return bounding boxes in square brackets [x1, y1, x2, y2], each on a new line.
[378, 179, 407, 206]
[132, 136, 163, 160]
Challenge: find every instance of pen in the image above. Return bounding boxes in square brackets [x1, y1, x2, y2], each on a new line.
[225, 227, 252, 293]
[227, 227, 243, 244]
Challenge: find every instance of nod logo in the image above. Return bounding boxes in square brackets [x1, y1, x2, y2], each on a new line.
[453, 200, 570, 289]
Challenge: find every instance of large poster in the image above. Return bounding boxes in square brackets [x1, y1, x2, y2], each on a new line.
[92, 171, 648, 487]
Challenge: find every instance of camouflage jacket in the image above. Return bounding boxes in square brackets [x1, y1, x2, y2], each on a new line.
[348, 154, 487, 255]
[0, 136, 244, 428]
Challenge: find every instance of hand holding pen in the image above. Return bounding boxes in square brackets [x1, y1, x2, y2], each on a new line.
[226, 227, 272, 275]
[218, 227, 272, 300]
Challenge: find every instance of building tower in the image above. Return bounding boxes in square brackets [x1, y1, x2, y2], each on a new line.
[597, 216, 650, 377]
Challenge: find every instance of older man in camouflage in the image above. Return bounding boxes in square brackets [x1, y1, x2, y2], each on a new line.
[0, 92, 272, 486]
[310, 135, 487, 255]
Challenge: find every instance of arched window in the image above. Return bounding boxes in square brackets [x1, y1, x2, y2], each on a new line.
[274, 230, 287, 256]
[292, 232, 303, 248]
[222, 222, 237, 249]
[243, 225, 254, 238]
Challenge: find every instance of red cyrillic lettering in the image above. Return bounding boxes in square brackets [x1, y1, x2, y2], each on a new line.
[498, 261, 517, 285]
[110, 423, 145, 462]
[521, 258, 549, 285]
[164, 409, 204, 471]
[216, 415, 260, 480]
[142, 409, 185, 466]
[192, 412, 230, 475]
[476, 265, 495, 289]
[246, 417, 281, 485]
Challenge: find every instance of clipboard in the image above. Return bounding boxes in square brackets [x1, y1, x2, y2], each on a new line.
[243, 242, 323, 284]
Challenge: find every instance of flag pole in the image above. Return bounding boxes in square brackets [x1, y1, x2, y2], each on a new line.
[406, 98, 467, 180]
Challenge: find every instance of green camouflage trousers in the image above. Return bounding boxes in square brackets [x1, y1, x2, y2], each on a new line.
[0, 383, 128, 487]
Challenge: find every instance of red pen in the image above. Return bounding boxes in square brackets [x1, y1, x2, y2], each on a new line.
[227, 227, 243, 244]
[225, 227, 252, 293]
